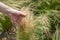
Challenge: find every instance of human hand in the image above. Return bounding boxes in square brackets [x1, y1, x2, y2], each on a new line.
[7, 11, 26, 25]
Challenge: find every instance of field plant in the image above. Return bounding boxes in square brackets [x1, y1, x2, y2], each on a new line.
[0, 0, 60, 40]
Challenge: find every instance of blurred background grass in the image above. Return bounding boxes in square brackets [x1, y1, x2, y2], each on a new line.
[0, 0, 60, 40]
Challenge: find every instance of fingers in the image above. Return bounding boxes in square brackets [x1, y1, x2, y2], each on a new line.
[19, 13, 26, 17]
[15, 11, 26, 17]
[6, 9, 27, 25]
[8, 8, 26, 17]
[7, 12, 26, 25]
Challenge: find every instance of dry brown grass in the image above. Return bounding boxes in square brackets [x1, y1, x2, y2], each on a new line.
[16, 7, 35, 40]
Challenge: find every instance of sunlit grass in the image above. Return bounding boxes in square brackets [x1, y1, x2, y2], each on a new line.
[0, 0, 60, 40]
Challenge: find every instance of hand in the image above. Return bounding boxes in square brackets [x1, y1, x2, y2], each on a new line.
[7, 11, 26, 25]
[0, 2, 26, 25]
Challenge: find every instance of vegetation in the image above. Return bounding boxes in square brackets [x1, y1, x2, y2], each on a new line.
[0, 0, 60, 40]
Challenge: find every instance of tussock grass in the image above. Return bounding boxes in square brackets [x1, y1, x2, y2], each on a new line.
[16, 7, 35, 40]
[0, 0, 60, 40]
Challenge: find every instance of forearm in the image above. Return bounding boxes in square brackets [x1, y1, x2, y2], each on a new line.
[0, 2, 11, 13]
[0, 2, 20, 14]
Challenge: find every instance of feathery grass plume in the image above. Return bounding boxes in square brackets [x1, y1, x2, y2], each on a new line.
[16, 7, 34, 40]
[33, 14, 50, 40]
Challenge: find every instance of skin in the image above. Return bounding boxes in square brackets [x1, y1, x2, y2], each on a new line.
[0, 2, 26, 25]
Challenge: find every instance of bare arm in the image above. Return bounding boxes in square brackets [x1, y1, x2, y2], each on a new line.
[0, 2, 26, 16]
[0, 2, 26, 25]
[0, 2, 15, 13]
